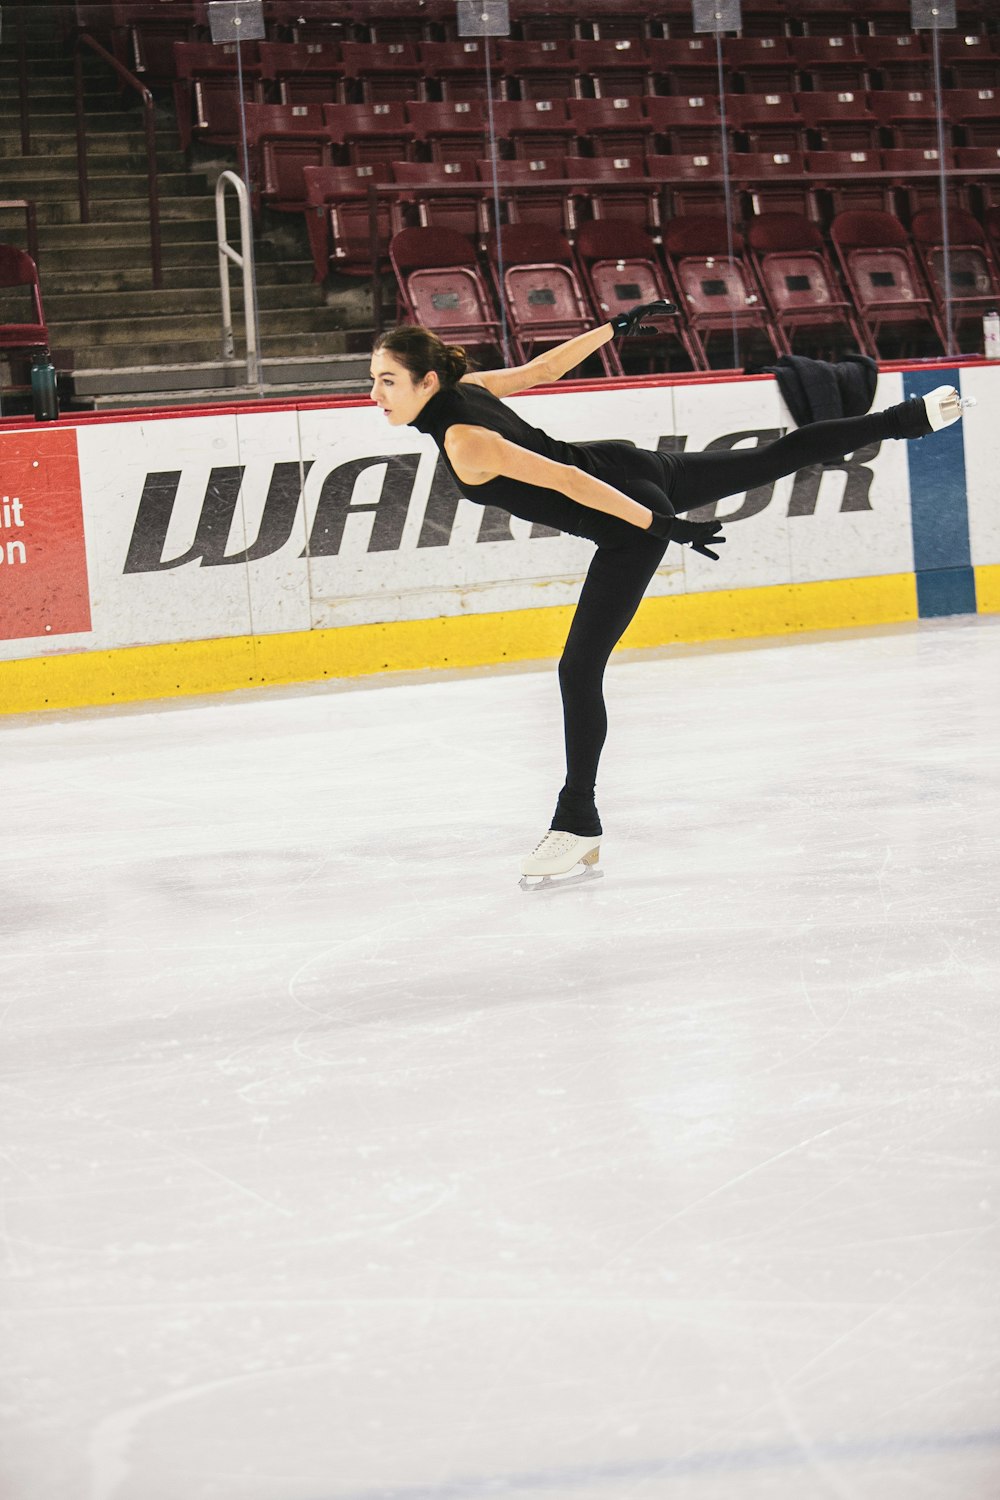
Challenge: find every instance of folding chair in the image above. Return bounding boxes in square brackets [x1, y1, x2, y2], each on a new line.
[575, 218, 699, 371]
[563, 155, 660, 235]
[302, 162, 395, 281]
[323, 102, 415, 166]
[910, 206, 1000, 350]
[488, 223, 615, 370]
[389, 227, 503, 357]
[661, 214, 784, 367]
[565, 97, 654, 158]
[339, 41, 426, 104]
[829, 208, 945, 355]
[796, 90, 879, 151]
[746, 211, 871, 354]
[0, 245, 50, 360]
[478, 157, 573, 234]
[244, 103, 334, 214]
[644, 94, 723, 156]
[258, 42, 346, 106]
[789, 36, 867, 94]
[391, 160, 487, 241]
[172, 40, 263, 152]
[572, 39, 653, 98]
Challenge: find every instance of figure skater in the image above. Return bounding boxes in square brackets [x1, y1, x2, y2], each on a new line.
[368, 307, 967, 890]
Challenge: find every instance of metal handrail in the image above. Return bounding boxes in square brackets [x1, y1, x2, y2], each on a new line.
[74, 32, 162, 289]
[216, 171, 260, 386]
[0, 199, 40, 265]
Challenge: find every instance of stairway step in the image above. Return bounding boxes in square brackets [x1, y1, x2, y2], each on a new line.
[45, 282, 325, 317]
[15, 217, 224, 246]
[32, 196, 221, 225]
[46, 304, 345, 347]
[72, 352, 371, 400]
[0, 166, 208, 199]
[41, 255, 314, 288]
[65, 330, 355, 370]
[0, 142, 189, 172]
[0, 129, 183, 158]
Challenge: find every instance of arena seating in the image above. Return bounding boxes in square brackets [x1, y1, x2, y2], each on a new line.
[88, 0, 1000, 371]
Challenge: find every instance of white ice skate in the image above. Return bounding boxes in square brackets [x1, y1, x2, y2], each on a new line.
[518, 830, 604, 893]
[921, 385, 976, 431]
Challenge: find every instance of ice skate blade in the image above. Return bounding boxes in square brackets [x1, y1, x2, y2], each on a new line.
[518, 866, 605, 893]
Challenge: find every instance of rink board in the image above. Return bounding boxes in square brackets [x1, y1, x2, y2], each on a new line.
[1, 363, 997, 713]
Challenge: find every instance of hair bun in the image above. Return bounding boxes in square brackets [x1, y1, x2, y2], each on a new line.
[442, 343, 469, 382]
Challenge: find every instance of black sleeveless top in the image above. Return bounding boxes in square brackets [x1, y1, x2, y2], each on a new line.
[409, 381, 675, 549]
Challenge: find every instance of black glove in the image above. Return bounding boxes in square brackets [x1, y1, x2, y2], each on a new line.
[648, 512, 727, 560]
[609, 299, 678, 337]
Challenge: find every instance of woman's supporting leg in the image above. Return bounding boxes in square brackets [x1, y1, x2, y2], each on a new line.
[552, 532, 667, 836]
[667, 403, 930, 514]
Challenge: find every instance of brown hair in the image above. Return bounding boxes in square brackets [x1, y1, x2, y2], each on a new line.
[373, 324, 471, 387]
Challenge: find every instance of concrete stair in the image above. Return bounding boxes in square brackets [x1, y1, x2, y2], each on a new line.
[1, 7, 372, 410]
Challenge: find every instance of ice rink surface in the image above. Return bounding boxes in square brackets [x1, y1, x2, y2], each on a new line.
[1, 615, 999, 1500]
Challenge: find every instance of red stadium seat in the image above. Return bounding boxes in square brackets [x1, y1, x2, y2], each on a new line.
[572, 38, 653, 98]
[420, 40, 490, 102]
[643, 94, 722, 155]
[788, 36, 867, 94]
[869, 90, 947, 151]
[172, 40, 263, 152]
[726, 93, 805, 155]
[565, 97, 654, 157]
[724, 36, 798, 95]
[477, 157, 573, 234]
[323, 102, 415, 166]
[115, 1, 205, 85]
[244, 103, 333, 213]
[647, 37, 720, 94]
[859, 35, 932, 91]
[302, 162, 396, 281]
[391, 160, 487, 240]
[954, 145, 1000, 207]
[805, 149, 891, 218]
[257, 42, 346, 107]
[339, 41, 426, 104]
[795, 90, 879, 151]
[939, 34, 999, 90]
[946, 88, 1000, 148]
[645, 152, 727, 218]
[486, 99, 577, 160]
[263, 2, 352, 47]
[881, 147, 965, 218]
[405, 101, 486, 162]
[730, 151, 812, 218]
[493, 39, 580, 100]
[562, 155, 660, 234]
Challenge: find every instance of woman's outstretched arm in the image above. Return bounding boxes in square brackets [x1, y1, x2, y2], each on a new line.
[463, 324, 615, 398]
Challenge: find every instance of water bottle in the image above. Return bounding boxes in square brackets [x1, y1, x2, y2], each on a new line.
[984, 310, 1000, 360]
[31, 351, 59, 421]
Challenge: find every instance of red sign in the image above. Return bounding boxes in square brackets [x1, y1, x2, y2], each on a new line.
[0, 427, 91, 642]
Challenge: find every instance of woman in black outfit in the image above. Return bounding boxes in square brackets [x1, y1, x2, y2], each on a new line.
[368, 311, 964, 889]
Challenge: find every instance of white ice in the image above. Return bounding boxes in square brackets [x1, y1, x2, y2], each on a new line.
[1, 616, 999, 1500]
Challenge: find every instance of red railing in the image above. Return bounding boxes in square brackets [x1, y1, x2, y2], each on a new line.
[0, 200, 40, 265]
[74, 32, 163, 289]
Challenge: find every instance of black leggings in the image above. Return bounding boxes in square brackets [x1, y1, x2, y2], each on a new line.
[551, 406, 911, 835]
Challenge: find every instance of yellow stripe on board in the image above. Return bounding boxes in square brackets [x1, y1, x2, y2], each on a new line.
[1, 572, 919, 716]
[974, 563, 1000, 615]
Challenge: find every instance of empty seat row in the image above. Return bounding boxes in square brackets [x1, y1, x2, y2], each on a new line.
[180, 82, 1000, 155]
[386, 205, 1000, 375]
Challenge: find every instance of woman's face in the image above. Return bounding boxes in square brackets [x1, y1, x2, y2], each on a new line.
[369, 348, 438, 427]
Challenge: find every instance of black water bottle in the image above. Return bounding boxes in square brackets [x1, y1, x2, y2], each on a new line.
[31, 351, 59, 422]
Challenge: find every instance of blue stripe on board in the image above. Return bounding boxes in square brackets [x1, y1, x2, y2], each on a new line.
[903, 367, 977, 617]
